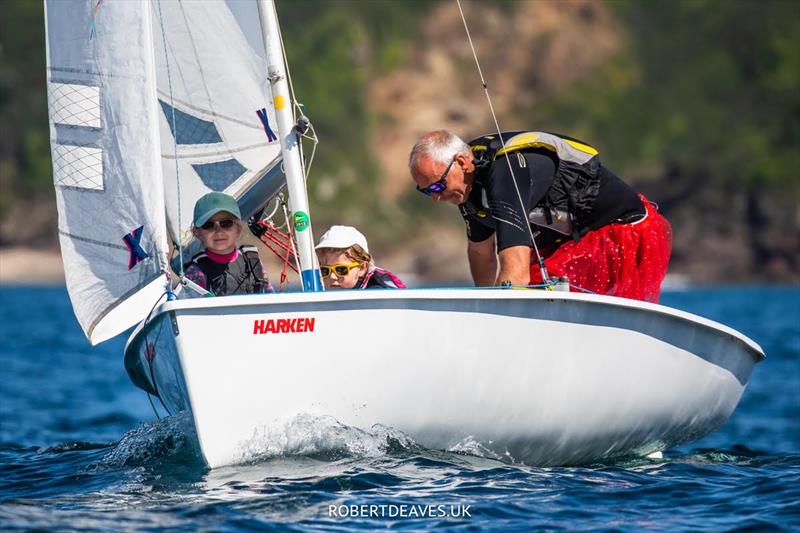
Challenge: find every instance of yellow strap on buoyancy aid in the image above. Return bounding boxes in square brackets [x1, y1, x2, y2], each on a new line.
[468, 131, 602, 242]
[493, 132, 598, 164]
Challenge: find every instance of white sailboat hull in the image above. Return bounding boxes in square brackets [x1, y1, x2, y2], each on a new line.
[124, 289, 763, 468]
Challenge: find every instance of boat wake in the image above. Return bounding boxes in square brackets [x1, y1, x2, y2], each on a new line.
[92, 412, 519, 470]
[94, 412, 777, 474]
[233, 413, 423, 464]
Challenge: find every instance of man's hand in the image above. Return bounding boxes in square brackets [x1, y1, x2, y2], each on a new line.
[496, 245, 531, 286]
[467, 235, 497, 286]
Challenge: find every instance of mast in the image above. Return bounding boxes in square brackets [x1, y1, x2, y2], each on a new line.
[257, 0, 321, 291]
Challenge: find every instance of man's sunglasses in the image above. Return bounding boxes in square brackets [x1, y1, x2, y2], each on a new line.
[319, 262, 360, 278]
[200, 219, 236, 231]
[416, 157, 456, 196]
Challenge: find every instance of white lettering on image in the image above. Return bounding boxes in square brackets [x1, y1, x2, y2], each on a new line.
[328, 503, 472, 519]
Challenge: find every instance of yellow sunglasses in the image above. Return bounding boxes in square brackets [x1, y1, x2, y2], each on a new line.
[319, 262, 360, 278]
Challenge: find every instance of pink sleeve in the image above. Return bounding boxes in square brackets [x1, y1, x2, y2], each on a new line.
[183, 263, 207, 289]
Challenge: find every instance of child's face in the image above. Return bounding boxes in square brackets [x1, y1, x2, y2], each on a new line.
[192, 211, 241, 255]
[317, 250, 367, 290]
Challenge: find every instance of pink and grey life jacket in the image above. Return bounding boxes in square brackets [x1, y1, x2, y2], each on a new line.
[184, 245, 272, 296]
[359, 267, 406, 289]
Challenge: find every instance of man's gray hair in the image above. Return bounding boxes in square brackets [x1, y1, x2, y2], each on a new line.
[408, 130, 472, 170]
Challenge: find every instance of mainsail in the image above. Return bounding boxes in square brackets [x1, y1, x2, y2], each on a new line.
[45, 0, 169, 345]
[45, 0, 293, 344]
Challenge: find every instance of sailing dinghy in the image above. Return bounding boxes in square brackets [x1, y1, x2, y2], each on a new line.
[45, 0, 764, 468]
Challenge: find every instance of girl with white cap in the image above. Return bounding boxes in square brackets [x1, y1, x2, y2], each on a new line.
[315, 226, 406, 290]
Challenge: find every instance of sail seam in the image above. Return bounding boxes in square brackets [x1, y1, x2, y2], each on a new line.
[48, 67, 147, 83]
[58, 230, 127, 251]
[160, 142, 269, 159]
[155, 90, 263, 130]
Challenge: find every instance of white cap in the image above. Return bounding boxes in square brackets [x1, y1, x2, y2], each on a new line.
[315, 225, 369, 253]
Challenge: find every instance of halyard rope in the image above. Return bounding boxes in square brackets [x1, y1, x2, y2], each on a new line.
[155, 0, 185, 278]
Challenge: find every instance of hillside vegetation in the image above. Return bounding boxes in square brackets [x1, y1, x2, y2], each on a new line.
[1, 0, 797, 281]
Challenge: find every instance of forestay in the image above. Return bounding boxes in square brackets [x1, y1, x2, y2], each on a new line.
[45, 0, 169, 345]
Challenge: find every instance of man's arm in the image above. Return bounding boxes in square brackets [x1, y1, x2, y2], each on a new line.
[496, 245, 531, 286]
[486, 151, 554, 287]
[467, 235, 497, 286]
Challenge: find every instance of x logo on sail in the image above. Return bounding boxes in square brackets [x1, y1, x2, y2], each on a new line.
[123, 226, 149, 270]
[89, 0, 106, 40]
[256, 108, 278, 142]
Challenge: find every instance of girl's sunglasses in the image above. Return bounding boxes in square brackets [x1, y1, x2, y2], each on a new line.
[416, 157, 455, 196]
[319, 262, 360, 278]
[200, 219, 236, 231]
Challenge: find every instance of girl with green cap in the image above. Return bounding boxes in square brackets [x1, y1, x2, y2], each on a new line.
[183, 192, 273, 296]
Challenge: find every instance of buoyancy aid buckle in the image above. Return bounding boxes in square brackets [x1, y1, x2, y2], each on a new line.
[472, 156, 491, 172]
[528, 207, 574, 236]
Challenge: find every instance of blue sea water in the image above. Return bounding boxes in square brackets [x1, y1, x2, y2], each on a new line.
[0, 285, 798, 531]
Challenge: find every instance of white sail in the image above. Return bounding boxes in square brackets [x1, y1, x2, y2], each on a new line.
[151, 0, 284, 250]
[45, 0, 170, 345]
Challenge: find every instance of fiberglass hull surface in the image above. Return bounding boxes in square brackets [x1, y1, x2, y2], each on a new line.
[124, 289, 764, 468]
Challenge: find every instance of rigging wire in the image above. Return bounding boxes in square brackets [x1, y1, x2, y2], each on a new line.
[250, 192, 300, 291]
[262, 194, 283, 223]
[155, 0, 185, 278]
[147, 392, 162, 420]
[269, 0, 320, 273]
[300, 123, 319, 177]
[281, 200, 304, 288]
[455, 0, 550, 284]
[272, 0, 319, 172]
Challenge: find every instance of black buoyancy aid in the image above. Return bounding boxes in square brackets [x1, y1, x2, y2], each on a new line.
[186, 245, 266, 296]
[468, 131, 602, 240]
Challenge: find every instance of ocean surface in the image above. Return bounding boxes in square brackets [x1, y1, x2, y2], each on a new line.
[0, 285, 798, 531]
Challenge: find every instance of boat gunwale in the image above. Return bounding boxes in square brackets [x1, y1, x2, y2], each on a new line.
[123, 288, 765, 361]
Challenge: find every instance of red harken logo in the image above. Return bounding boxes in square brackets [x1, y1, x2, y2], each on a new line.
[253, 317, 315, 335]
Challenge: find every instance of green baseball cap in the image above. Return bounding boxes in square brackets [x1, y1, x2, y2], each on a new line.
[193, 192, 242, 227]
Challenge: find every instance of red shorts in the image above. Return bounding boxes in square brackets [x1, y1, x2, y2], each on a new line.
[529, 196, 672, 303]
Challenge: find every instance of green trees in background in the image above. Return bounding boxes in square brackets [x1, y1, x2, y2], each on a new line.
[1, 0, 797, 254]
[275, 0, 436, 229]
[537, 0, 799, 197]
[0, 1, 48, 227]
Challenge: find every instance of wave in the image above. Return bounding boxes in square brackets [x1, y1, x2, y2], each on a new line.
[91, 412, 200, 470]
[232, 413, 423, 464]
[86, 410, 792, 475]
